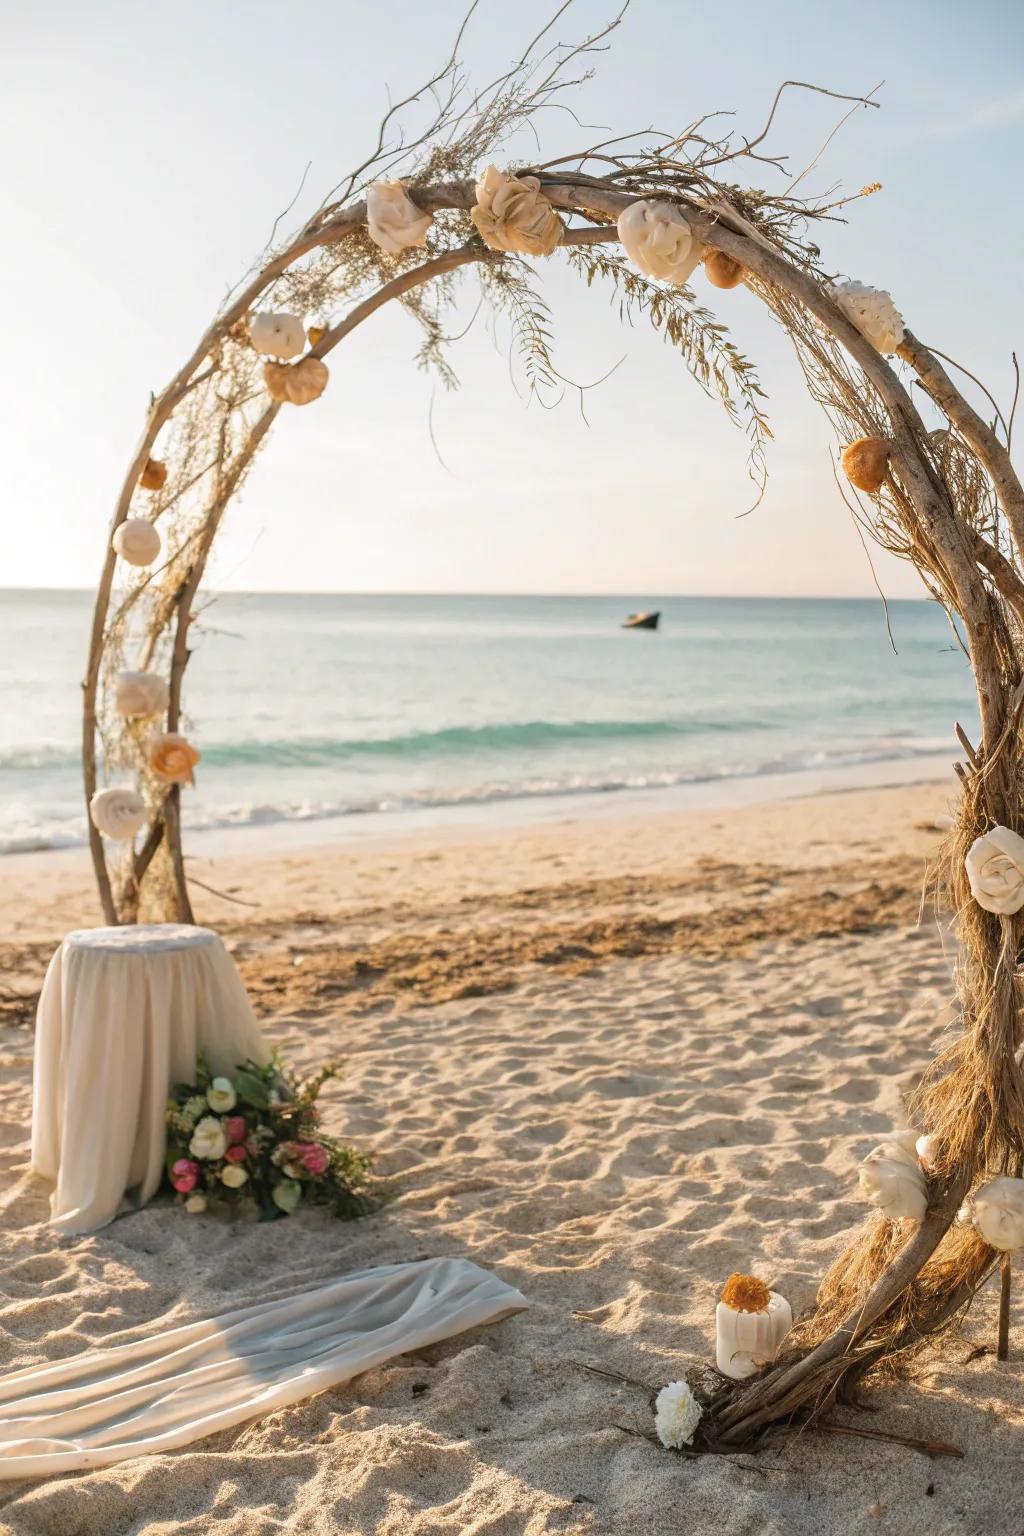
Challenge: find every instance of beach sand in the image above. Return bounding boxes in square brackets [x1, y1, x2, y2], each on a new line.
[3, 779, 1024, 1534]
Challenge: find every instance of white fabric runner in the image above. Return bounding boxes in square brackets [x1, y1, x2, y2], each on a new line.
[0, 1257, 528, 1481]
[31, 924, 270, 1234]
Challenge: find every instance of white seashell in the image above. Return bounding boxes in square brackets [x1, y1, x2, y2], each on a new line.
[89, 787, 147, 841]
[248, 312, 306, 360]
[616, 200, 701, 285]
[715, 1291, 792, 1381]
[965, 825, 1024, 916]
[114, 670, 169, 719]
[470, 166, 564, 257]
[961, 1176, 1024, 1251]
[366, 181, 433, 254]
[831, 280, 905, 354]
[263, 356, 329, 406]
[112, 518, 161, 568]
[859, 1135, 928, 1221]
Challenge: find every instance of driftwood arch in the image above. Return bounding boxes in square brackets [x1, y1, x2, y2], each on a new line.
[84, 10, 1024, 1447]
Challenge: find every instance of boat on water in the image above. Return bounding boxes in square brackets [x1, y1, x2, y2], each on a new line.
[621, 610, 660, 631]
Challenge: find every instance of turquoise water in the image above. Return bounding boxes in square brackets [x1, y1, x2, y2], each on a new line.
[0, 590, 976, 854]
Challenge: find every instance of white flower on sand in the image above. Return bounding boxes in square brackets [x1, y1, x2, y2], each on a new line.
[366, 181, 433, 254]
[470, 166, 565, 257]
[858, 1131, 928, 1222]
[831, 280, 905, 354]
[965, 825, 1024, 916]
[206, 1077, 237, 1113]
[617, 200, 700, 285]
[189, 1116, 228, 1161]
[114, 670, 169, 719]
[960, 1176, 1024, 1251]
[185, 1193, 207, 1214]
[89, 787, 147, 842]
[221, 1164, 249, 1189]
[653, 1380, 703, 1449]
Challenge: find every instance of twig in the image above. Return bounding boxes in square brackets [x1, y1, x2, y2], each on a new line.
[817, 1421, 964, 1460]
[998, 1252, 1011, 1362]
[182, 874, 260, 909]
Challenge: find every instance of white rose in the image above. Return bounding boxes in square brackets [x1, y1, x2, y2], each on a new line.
[858, 1133, 927, 1222]
[470, 166, 564, 257]
[616, 200, 700, 285]
[966, 826, 1024, 915]
[185, 1193, 207, 1214]
[831, 280, 905, 355]
[960, 1176, 1024, 1251]
[114, 670, 169, 719]
[221, 1164, 249, 1188]
[207, 1077, 237, 1112]
[189, 1116, 228, 1161]
[89, 787, 147, 842]
[366, 181, 433, 255]
[653, 1380, 702, 1448]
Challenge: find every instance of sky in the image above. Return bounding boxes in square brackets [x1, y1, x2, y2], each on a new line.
[3, 0, 1023, 598]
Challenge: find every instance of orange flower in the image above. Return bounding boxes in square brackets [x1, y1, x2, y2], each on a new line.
[149, 732, 201, 785]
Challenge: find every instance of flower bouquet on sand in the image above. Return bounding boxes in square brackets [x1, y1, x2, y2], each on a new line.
[165, 1054, 370, 1220]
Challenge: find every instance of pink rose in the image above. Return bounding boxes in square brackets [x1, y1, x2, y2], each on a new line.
[224, 1144, 247, 1164]
[302, 1143, 330, 1177]
[171, 1158, 199, 1193]
[225, 1116, 247, 1144]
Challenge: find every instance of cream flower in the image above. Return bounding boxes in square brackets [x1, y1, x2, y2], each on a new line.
[114, 670, 169, 719]
[966, 826, 1024, 915]
[185, 1193, 207, 1214]
[248, 312, 306, 360]
[263, 356, 329, 406]
[858, 1132, 928, 1222]
[112, 518, 161, 568]
[653, 1380, 702, 1449]
[366, 181, 433, 254]
[471, 166, 564, 257]
[89, 787, 147, 841]
[207, 1077, 237, 1113]
[149, 732, 201, 785]
[960, 1176, 1024, 1251]
[831, 280, 905, 354]
[189, 1116, 228, 1161]
[617, 200, 700, 285]
[221, 1163, 249, 1189]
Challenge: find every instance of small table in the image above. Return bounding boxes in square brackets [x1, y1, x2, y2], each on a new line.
[31, 924, 270, 1235]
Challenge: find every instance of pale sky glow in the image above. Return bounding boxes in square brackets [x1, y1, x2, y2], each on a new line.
[3, 0, 1023, 597]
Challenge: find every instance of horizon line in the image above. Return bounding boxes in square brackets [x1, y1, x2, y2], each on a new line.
[0, 585, 933, 603]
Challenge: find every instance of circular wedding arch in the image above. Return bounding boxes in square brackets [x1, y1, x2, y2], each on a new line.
[83, 11, 1024, 1449]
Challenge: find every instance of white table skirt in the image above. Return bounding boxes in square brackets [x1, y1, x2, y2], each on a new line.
[31, 925, 269, 1235]
[0, 1257, 529, 1481]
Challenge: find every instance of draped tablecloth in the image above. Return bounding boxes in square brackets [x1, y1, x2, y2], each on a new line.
[0, 1257, 529, 1481]
[31, 924, 270, 1235]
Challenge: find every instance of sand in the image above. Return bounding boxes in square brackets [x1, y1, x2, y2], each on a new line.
[3, 779, 1024, 1534]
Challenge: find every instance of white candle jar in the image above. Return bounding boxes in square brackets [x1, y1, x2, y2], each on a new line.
[715, 1287, 792, 1381]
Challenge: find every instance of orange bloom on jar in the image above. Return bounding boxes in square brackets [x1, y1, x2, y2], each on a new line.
[149, 732, 201, 785]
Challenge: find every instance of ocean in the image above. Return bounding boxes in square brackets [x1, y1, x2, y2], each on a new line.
[0, 590, 975, 857]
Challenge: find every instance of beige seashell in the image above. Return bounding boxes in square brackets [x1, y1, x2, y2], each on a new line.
[112, 518, 161, 567]
[139, 457, 167, 491]
[366, 181, 433, 254]
[842, 437, 890, 495]
[248, 312, 306, 360]
[471, 166, 564, 257]
[114, 670, 169, 719]
[859, 1134, 928, 1221]
[89, 787, 147, 841]
[961, 1176, 1024, 1250]
[263, 357, 329, 406]
[831, 280, 905, 354]
[704, 250, 745, 290]
[616, 200, 700, 285]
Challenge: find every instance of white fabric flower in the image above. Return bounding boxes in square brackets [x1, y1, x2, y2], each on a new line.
[221, 1164, 249, 1189]
[960, 1176, 1024, 1251]
[471, 166, 564, 257]
[831, 280, 905, 354]
[112, 518, 161, 568]
[915, 1133, 939, 1172]
[114, 670, 169, 719]
[366, 181, 433, 254]
[207, 1077, 237, 1112]
[653, 1380, 702, 1449]
[89, 787, 147, 841]
[189, 1116, 228, 1161]
[184, 1193, 207, 1214]
[858, 1132, 928, 1221]
[965, 826, 1024, 915]
[248, 312, 306, 360]
[617, 200, 700, 285]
